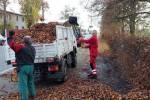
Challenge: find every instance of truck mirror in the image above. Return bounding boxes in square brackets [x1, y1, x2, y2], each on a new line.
[69, 16, 79, 25]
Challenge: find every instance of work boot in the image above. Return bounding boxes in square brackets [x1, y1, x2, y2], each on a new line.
[91, 74, 97, 79]
[82, 67, 88, 72]
[88, 73, 97, 79]
[88, 73, 93, 77]
[29, 96, 35, 100]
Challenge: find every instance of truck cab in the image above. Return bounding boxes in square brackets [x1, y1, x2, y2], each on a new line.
[0, 35, 16, 75]
[82, 31, 92, 39]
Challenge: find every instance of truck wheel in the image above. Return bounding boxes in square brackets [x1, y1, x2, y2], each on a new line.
[59, 59, 68, 82]
[67, 54, 72, 68]
[71, 53, 77, 68]
[34, 65, 42, 83]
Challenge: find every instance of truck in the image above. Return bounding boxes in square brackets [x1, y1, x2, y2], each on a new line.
[0, 25, 78, 82]
[33, 25, 78, 82]
[0, 34, 16, 75]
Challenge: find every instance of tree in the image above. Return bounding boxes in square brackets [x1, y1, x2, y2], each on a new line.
[0, 0, 9, 10]
[60, 6, 78, 20]
[0, 0, 9, 31]
[88, 0, 150, 35]
[0, 21, 15, 34]
[19, 0, 41, 28]
[113, 0, 150, 35]
[41, 0, 49, 21]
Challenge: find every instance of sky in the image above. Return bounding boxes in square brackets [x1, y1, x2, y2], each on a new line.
[7, 0, 101, 31]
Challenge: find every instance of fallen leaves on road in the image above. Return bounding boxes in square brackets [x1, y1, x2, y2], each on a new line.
[1, 72, 150, 100]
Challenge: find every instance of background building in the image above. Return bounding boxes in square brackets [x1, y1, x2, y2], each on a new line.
[0, 9, 26, 30]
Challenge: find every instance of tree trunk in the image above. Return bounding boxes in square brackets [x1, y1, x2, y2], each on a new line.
[3, 0, 7, 31]
[121, 20, 125, 33]
[129, 15, 136, 35]
[129, 0, 137, 35]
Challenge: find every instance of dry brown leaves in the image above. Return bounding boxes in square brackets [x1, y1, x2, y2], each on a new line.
[0, 71, 150, 100]
[14, 22, 60, 43]
[0, 78, 121, 100]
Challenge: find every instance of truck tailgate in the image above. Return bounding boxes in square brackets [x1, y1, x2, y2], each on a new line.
[33, 43, 58, 63]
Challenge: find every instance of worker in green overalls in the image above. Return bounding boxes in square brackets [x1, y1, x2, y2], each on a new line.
[7, 31, 36, 100]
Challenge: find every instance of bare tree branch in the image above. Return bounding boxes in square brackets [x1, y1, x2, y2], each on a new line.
[115, 11, 150, 19]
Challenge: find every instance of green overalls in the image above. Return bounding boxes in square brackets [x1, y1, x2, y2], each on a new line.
[18, 65, 36, 100]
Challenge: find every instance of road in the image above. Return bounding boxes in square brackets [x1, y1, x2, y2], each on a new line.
[0, 48, 143, 100]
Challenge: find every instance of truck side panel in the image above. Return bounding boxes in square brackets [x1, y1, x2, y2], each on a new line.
[56, 26, 75, 57]
[56, 26, 67, 57]
[63, 27, 71, 54]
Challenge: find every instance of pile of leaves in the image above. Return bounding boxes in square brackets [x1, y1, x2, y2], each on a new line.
[103, 33, 150, 88]
[1, 76, 149, 100]
[125, 88, 150, 99]
[35, 78, 122, 100]
[14, 22, 61, 43]
[0, 75, 123, 100]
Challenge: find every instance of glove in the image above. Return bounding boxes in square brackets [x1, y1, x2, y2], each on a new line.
[9, 31, 15, 38]
[81, 45, 85, 48]
[81, 44, 89, 48]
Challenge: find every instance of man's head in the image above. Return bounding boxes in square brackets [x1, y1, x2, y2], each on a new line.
[23, 36, 32, 45]
[92, 30, 97, 36]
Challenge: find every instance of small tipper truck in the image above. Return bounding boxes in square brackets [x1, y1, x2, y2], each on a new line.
[0, 17, 80, 82]
[33, 25, 78, 82]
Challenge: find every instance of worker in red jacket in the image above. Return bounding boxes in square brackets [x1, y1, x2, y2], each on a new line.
[79, 30, 98, 78]
[7, 31, 36, 100]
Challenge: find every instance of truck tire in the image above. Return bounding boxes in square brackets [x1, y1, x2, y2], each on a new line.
[58, 59, 68, 82]
[67, 54, 72, 68]
[34, 64, 42, 82]
[71, 52, 77, 68]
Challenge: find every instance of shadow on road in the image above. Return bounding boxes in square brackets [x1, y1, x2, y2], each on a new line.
[79, 56, 133, 94]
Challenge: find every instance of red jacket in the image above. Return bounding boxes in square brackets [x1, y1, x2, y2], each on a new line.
[80, 35, 98, 57]
[8, 38, 24, 53]
[7, 38, 36, 65]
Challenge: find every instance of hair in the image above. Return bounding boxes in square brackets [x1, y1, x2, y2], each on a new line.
[92, 30, 97, 36]
[93, 30, 97, 33]
[23, 36, 32, 45]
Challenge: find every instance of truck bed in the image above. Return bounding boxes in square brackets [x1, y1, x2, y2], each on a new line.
[0, 25, 76, 67]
